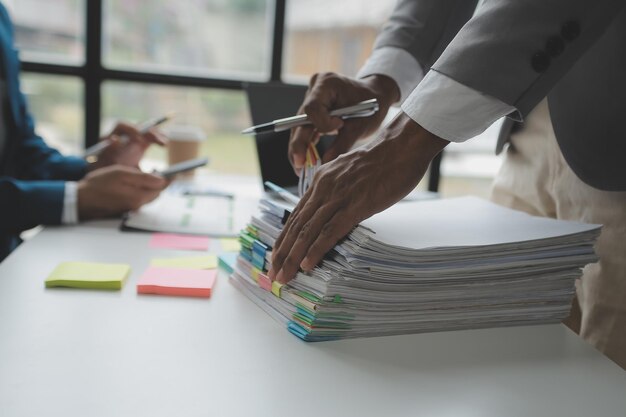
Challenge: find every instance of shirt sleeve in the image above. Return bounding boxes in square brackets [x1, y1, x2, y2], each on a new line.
[61, 181, 79, 224]
[357, 47, 424, 103]
[401, 69, 520, 142]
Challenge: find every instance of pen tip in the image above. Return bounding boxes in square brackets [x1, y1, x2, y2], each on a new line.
[241, 127, 254, 135]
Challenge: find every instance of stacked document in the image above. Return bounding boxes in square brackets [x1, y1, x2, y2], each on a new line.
[230, 196, 601, 341]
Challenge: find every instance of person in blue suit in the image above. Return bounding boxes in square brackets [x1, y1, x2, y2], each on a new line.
[0, 4, 169, 261]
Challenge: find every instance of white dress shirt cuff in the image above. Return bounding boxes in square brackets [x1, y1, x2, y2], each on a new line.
[62, 181, 79, 224]
[401, 70, 520, 143]
[357, 47, 424, 104]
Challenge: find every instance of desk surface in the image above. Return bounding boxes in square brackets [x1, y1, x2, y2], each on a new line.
[0, 183, 625, 417]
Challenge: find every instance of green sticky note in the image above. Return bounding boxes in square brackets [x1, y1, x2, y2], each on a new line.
[219, 238, 241, 252]
[150, 255, 217, 270]
[45, 261, 130, 290]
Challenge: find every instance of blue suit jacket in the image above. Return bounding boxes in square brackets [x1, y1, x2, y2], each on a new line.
[0, 4, 88, 260]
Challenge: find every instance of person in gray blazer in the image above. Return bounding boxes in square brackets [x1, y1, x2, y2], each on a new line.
[267, 0, 626, 369]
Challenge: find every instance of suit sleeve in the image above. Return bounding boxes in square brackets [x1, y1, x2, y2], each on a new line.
[429, 0, 626, 117]
[0, 177, 65, 231]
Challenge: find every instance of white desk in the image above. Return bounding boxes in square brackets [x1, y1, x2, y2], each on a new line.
[0, 183, 625, 416]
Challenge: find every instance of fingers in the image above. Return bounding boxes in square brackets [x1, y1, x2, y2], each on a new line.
[274, 203, 338, 284]
[289, 125, 319, 172]
[142, 128, 167, 147]
[300, 211, 355, 271]
[104, 165, 168, 190]
[110, 122, 166, 147]
[111, 122, 142, 140]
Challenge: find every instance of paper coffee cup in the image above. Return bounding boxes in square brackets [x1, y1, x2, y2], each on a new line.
[163, 125, 206, 177]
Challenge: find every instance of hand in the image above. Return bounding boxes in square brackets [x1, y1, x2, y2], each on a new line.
[269, 113, 449, 284]
[89, 122, 167, 170]
[77, 165, 169, 220]
[289, 73, 400, 173]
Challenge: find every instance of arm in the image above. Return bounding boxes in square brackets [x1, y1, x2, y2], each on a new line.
[0, 177, 66, 231]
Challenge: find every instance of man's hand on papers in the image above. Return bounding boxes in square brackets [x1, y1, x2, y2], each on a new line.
[269, 113, 449, 284]
[289, 73, 400, 173]
[77, 165, 168, 220]
[90, 122, 167, 170]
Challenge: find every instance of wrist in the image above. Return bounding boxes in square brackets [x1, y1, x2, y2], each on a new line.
[361, 74, 401, 107]
[378, 112, 449, 166]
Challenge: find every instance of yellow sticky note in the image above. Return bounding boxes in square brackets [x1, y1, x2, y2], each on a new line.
[45, 261, 130, 290]
[220, 238, 241, 252]
[150, 255, 218, 270]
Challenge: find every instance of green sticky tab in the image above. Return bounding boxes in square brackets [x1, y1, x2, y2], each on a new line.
[333, 294, 343, 303]
[45, 261, 130, 290]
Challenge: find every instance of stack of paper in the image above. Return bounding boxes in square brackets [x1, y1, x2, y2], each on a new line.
[230, 197, 601, 341]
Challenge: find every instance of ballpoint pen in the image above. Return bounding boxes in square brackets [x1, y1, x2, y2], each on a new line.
[241, 98, 379, 135]
[84, 114, 174, 158]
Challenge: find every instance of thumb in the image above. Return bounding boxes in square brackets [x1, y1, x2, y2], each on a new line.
[289, 125, 319, 172]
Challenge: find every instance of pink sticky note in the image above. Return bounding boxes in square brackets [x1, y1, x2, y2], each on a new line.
[137, 267, 217, 298]
[258, 273, 272, 292]
[149, 233, 210, 251]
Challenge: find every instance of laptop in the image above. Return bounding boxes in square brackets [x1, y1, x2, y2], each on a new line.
[244, 82, 332, 193]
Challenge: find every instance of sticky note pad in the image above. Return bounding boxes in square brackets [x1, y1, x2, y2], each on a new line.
[46, 261, 130, 290]
[218, 253, 238, 274]
[151, 255, 217, 270]
[137, 267, 216, 298]
[149, 233, 210, 251]
[220, 238, 241, 252]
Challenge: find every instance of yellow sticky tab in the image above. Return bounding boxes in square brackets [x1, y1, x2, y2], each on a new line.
[151, 255, 217, 270]
[219, 238, 241, 252]
[45, 261, 130, 290]
[271, 281, 283, 298]
[251, 267, 261, 282]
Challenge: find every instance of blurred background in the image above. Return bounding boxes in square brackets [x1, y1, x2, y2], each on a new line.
[5, 0, 503, 197]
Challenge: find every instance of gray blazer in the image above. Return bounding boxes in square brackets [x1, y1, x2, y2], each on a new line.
[374, 0, 626, 191]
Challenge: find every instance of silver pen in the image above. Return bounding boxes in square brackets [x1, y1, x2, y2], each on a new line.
[241, 98, 379, 135]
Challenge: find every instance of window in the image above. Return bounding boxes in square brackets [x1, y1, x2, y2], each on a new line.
[102, 81, 258, 175]
[4, 0, 85, 65]
[15, 0, 500, 193]
[103, 0, 273, 80]
[21, 73, 84, 156]
[439, 120, 505, 198]
[283, 0, 396, 82]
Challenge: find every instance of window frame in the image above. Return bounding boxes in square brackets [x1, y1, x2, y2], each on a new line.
[19, 0, 441, 191]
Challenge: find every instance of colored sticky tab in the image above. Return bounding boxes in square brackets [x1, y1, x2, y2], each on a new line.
[151, 255, 217, 270]
[250, 267, 261, 283]
[220, 238, 240, 252]
[271, 280, 283, 298]
[149, 233, 210, 251]
[218, 253, 238, 274]
[137, 266, 216, 298]
[258, 273, 271, 291]
[45, 261, 130, 290]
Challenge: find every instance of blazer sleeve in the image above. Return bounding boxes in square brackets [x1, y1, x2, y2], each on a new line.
[373, 0, 479, 74]
[0, 177, 65, 231]
[429, 0, 626, 117]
